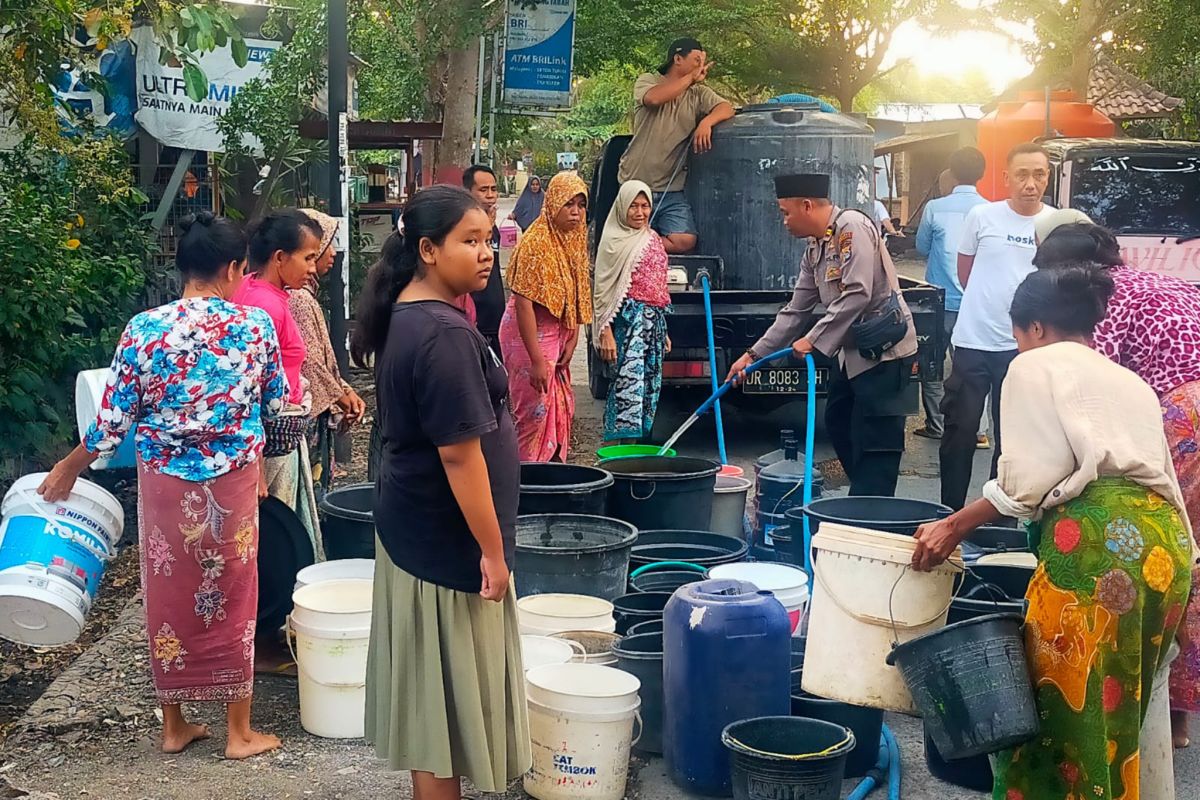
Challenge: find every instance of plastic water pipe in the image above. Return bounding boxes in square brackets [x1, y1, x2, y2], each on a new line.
[844, 723, 901, 800]
[801, 353, 816, 581]
[700, 273, 727, 464]
[845, 735, 890, 800]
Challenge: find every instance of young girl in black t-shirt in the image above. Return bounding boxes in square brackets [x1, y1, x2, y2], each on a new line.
[351, 185, 527, 799]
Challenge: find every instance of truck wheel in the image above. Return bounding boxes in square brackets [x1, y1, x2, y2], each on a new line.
[588, 349, 610, 401]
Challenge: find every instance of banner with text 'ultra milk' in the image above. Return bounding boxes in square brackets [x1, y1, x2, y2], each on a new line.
[502, 0, 576, 109]
[132, 26, 279, 152]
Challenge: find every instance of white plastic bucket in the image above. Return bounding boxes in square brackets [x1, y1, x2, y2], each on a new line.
[517, 593, 615, 636]
[74, 369, 136, 470]
[1140, 641, 1179, 800]
[708, 562, 810, 635]
[0, 474, 123, 646]
[802, 522, 962, 713]
[549, 630, 620, 666]
[294, 559, 374, 592]
[522, 635, 582, 671]
[711, 476, 752, 540]
[287, 615, 370, 739]
[291, 578, 373, 630]
[524, 663, 641, 800]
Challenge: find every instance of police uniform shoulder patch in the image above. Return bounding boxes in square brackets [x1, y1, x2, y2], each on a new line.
[837, 230, 853, 259]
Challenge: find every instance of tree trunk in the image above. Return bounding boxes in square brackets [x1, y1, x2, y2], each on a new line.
[837, 86, 856, 114]
[434, 40, 479, 185]
[1068, 0, 1100, 98]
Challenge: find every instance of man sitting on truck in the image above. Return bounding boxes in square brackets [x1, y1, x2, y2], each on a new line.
[617, 37, 734, 254]
[727, 173, 918, 497]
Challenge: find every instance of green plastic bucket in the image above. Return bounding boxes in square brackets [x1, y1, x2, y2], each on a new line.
[596, 444, 677, 460]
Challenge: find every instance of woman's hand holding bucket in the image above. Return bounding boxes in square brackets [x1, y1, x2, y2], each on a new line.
[37, 444, 97, 503]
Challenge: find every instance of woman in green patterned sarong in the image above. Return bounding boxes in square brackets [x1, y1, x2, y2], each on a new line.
[912, 265, 1196, 800]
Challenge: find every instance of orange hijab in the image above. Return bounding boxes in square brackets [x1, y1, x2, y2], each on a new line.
[506, 171, 592, 326]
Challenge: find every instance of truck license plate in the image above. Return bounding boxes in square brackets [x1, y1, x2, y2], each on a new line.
[741, 367, 827, 395]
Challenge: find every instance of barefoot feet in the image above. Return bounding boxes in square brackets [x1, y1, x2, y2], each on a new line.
[225, 729, 282, 760]
[161, 722, 210, 754]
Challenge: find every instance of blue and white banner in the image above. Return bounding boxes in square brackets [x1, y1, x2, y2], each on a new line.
[502, 0, 576, 109]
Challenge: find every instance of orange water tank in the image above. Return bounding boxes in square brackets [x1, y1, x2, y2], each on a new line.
[976, 91, 1115, 201]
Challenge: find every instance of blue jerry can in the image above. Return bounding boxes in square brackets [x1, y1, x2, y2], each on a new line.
[663, 578, 792, 796]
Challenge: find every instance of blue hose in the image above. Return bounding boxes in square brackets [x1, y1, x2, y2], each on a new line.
[700, 274, 727, 464]
[694, 349, 794, 415]
[844, 723, 901, 800]
[802, 353, 816, 580]
[884, 723, 901, 799]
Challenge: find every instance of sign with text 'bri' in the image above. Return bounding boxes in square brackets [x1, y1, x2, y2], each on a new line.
[502, 0, 576, 109]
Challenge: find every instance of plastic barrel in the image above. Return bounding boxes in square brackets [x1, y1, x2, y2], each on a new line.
[722, 716, 855, 800]
[318, 484, 376, 560]
[612, 591, 672, 635]
[630, 530, 749, 570]
[612, 632, 665, 755]
[887, 613, 1038, 759]
[519, 463, 614, 516]
[754, 511, 795, 564]
[515, 515, 638, 601]
[602, 456, 721, 531]
[801, 496, 952, 538]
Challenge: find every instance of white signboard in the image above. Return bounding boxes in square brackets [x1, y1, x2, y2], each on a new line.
[132, 26, 279, 152]
[503, 0, 576, 109]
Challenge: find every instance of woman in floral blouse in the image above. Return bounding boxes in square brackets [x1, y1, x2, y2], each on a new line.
[39, 212, 288, 760]
[1035, 221, 1200, 747]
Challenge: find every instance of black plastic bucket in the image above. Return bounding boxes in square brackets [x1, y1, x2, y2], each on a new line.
[627, 618, 664, 636]
[515, 514, 638, 601]
[722, 716, 855, 800]
[630, 530, 749, 569]
[754, 511, 797, 564]
[801, 496, 952, 538]
[612, 591, 672, 635]
[602, 456, 721, 531]
[319, 484, 376, 560]
[961, 525, 1030, 561]
[887, 613, 1037, 759]
[629, 561, 709, 593]
[789, 674, 884, 779]
[613, 632, 665, 755]
[923, 725, 995, 791]
[518, 462, 614, 516]
[960, 563, 1035, 602]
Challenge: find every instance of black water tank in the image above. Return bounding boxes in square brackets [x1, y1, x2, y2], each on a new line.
[684, 103, 875, 290]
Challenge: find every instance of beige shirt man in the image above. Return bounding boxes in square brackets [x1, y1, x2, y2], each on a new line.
[618, 72, 727, 193]
[752, 207, 918, 379]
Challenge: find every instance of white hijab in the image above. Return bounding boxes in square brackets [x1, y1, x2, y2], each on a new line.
[592, 180, 655, 337]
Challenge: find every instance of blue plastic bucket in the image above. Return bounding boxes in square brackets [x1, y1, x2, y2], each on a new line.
[0, 474, 124, 645]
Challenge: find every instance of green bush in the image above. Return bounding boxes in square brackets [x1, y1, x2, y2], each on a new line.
[0, 137, 153, 473]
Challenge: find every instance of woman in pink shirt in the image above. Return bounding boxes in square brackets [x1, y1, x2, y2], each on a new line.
[234, 209, 322, 405]
[234, 209, 326, 591]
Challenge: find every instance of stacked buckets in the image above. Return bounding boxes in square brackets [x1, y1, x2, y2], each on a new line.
[289, 576, 373, 739]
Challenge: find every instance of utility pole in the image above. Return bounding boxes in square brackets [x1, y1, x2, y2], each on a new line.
[474, 35, 486, 164]
[327, 0, 349, 377]
[488, 34, 499, 167]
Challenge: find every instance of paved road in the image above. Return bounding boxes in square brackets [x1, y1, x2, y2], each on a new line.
[566, 271, 1200, 799]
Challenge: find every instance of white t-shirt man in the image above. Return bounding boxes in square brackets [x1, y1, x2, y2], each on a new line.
[953, 201, 1055, 351]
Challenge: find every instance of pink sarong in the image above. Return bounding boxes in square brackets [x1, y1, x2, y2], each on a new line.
[137, 460, 259, 704]
[1165, 379, 1200, 712]
[499, 297, 574, 462]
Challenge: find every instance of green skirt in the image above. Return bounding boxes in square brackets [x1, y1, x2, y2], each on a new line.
[365, 550, 530, 791]
[993, 478, 1192, 800]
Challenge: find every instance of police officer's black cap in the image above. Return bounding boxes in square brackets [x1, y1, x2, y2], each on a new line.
[659, 38, 704, 75]
[775, 173, 831, 200]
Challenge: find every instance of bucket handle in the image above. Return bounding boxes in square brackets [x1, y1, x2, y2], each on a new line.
[285, 616, 367, 689]
[812, 556, 961, 635]
[630, 709, 643, 748]
[629, 561, 707, 579]
[13, 487, 115, 564]
[629, 481, 657, 501]
[562, 638, 588, 659]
